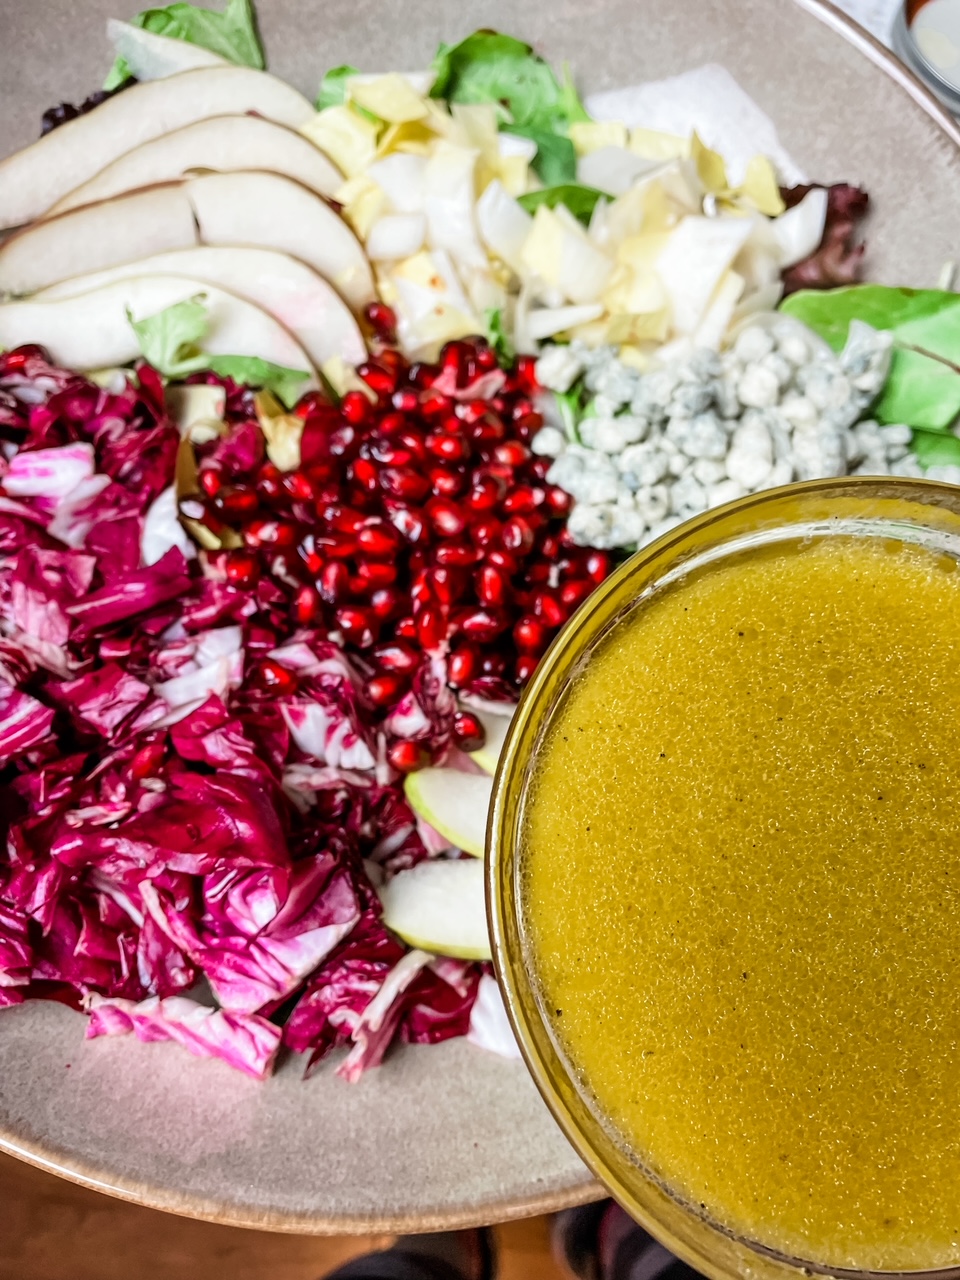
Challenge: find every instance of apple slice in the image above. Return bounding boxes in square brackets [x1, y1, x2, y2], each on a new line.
[0, 275, 318, 384]
[0, 173, 374, 310]
[49, 116, 342, 215]
[0, 66, 315, 229]
[467, 706, 515, 776]
[184, 171, 375, 311]
[403, 768, 493, 858]
[380, 859, 491, 960]
[37, 246, 367, 369]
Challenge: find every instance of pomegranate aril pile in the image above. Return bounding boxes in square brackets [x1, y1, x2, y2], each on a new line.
[188, 332, 611, 766]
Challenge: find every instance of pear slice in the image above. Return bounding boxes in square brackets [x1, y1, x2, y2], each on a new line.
[466, 707, 515, 776]
[49, 116, 342, 215]
[0, 275, 318, 384]
[0, 173, 374, 309]
[380, 859, 491, 960]
[403, 768, 493, 858]
[37, 246, 366, 369]
[185, 171, 375, 311]
[0, 66, 315, 230]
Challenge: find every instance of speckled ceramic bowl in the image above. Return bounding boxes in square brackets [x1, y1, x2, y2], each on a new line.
[0, 0, 958, 1234]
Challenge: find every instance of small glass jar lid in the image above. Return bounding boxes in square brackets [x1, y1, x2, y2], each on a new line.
[894, 0, 960, 114]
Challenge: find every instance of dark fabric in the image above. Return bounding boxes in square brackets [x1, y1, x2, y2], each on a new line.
[554, 1201, 707, 1280]
[322, 1252, 468, 1280]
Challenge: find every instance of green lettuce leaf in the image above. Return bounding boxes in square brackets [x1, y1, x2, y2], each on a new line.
[127, 295, 310, 407]
[316, 64, 361, 110]
[430, 31, 587, 186]
[911, 428, 960, 469]
[517, 183, 604, 224]
[105, 0, 263, 89]
[781, 285, 960, 431]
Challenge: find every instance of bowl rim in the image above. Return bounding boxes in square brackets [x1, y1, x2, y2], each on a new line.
[487, 477, 960, 1277]
[2, 0, 960, 1238]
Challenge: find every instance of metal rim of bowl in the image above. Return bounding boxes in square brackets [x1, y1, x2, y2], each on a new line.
[891, 2, 960, 114]
[487, 476, 960, 1279]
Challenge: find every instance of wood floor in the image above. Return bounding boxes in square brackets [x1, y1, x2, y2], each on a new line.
[0, 1153, 569, 1280]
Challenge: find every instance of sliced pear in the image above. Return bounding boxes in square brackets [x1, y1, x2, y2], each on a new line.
[106, 18, 230, 80]
[37, 246, 366, 369]
[380, 859, 491, 960]
[0, 68, 314, 231]
[403, 768, 493, 858]
[0, 275, 318, 384]
[0, 185, 198, 297]
[49, 116, 342, 215]
[184, 171, 375, 311]
[0, 173, 374, 309]
[467, 706, 514, 776]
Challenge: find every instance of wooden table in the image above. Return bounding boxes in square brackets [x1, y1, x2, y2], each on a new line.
[0, 1153, 568, 1280]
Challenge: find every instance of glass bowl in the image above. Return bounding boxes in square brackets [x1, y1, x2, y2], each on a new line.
[487, 477, 960, 1280]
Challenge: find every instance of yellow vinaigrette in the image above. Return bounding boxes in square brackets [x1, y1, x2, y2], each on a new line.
[521, 536, 960, 1271]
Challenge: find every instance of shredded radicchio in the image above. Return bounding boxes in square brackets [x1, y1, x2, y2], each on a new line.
[780, 183, 870, 296]
[0, 347, 485, 1080]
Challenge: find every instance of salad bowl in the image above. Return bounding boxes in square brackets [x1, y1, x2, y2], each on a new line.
[0, 0, 958, 1235]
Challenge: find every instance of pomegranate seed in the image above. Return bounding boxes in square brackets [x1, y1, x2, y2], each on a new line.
[426, 496, 467, 537]
[319, 560, 350, 604]
[530, 457, 552, 481]
[474, 343, 498, 371]
[501, 516, 534, 555]
[370, 587, 404, 620]
[514, 354, 539, 393]
[339, 390, 371, 425]
[356, 523, 400, 557]
[388, 504, 429, 545]
[130, 740, 165, 780]
[453, 711, 485, 752]
[539, 535, 562, 563]
[441, 411, 467, 436]
[336, 605, 379, 648]
[428, 466, 466, 498]
[560, 579, 594, 610]
[447, 645, 479, 687]
[470, 516, 502, 549]
[545, 486, 572, 516]
[493, 441, 529, 467]
[368, 672, 407, 706]
[255, 659, 299, 695]
[357, 360, 397, 400]
[458, 607, 508, 642]
[440, 339, 471, 389]
[256, 463, 284, 501]
[325, 505, 368, 534]
[467, 475, 506, 511]
[480, 652, 507, 676]
[514, 411, 544, 440]
[502, 485, 545, 515]
[377, 412, 408, 437]
[434, 541, 480, 567]
[411, 570, 434, 607]
[426, 433, 469, 462]
[458, 399, 492, 425]
[293, 584, 321, 624]
[585, 551, 611, 584]
[485, 548, 519, 574]
[351, 457, 379, 493]
[420, 392, 454, 419]
[533, 591, 566, 628]
[476, 563, 509, 606]
[416, 605, 448, 651]
[515, 654, 539, 683]
[409, 362, 439, 389]
[526, 563, 551, 585]
[396, 430, 428, 462]
[514, 616, 548, 654]
[388, 739, 428, 773]
[282, 471, 316, 501]
[198, 467, 222, 497]
[215, 486, 259, 519]
[371, 440, 414, 466]
[317, 532, 358, 560]
[470, 418, 506, 443]
[427, 565, 468, 605]
[372, 640, 419, 673]
[356, 560, 397, 590]
[395, 615, 417, 640]
[392, 388, 419, 413]
[380, 467, 430, 502]
[225, 550, 259, 587]
[365, 301, 398, 343]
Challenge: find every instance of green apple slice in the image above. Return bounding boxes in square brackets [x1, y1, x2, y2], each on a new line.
[380, 859, 490, 960]
[466, 706, 514, 776]
[403, 767, 492, 857]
